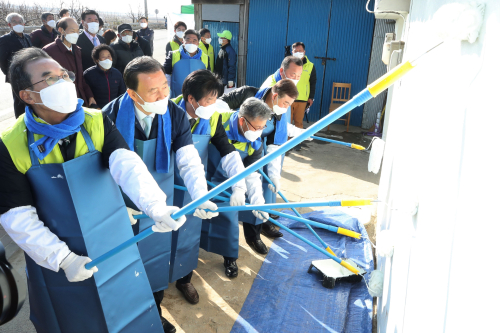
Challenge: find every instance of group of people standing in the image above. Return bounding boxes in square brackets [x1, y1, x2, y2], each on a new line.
[0, 10, 317, 333]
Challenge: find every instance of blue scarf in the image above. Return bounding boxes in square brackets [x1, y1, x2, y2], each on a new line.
[24, 99, 85, 161]
[178, 98, 210, 135]
[273, 68, 282, 84]
[254, 87, 288, 145]
[226, 112, 262, 151]
[115, 93, 172, 172]
[180, 46, 202, 60]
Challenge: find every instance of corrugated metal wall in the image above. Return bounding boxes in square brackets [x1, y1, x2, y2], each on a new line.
[361, 19, 395, 129]
[246, 0, 289, 87]
[285, 0, 331, 120]
[246, 0, 374, 125]
[320, 0, 374, 125]
[202, 21, 240, 82]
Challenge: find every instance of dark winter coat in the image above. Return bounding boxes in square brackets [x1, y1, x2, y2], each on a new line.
[83, 65, 126, 109]
[110, 39, 144, 74]
[30, 25, 57, 48]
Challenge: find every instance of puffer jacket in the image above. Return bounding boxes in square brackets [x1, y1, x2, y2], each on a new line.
[110, 39, 144, 73]
[219, 85, 259, 110]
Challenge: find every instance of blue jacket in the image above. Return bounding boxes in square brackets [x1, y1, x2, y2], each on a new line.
[215, 43, 237, 85]
[83, 65, 126, 109]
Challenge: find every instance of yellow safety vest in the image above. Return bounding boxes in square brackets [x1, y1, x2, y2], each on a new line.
[199, 42, 214, 72]
[220, 111, 256, 156]
[172, 95, 219, 138]
[172, 50, 209, 69]
[1, 109, 105, 174]
[296, 56, 314, 101]
[170, 40, 180, 52]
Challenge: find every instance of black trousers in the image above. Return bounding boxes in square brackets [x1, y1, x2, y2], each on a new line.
[12, 90, 25, 118]
[243, 222, 263, 242]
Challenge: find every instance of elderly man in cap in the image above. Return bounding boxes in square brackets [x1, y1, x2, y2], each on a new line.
[110, 23, 144, 73]
[214, 30, 236, 89]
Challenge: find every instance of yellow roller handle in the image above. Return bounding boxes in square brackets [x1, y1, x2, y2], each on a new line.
[325, 247, 336, 256]
[340, 260, 359, 275]
[341, 199, 372, 207]
[337, 227, 361, 239]
[368, 61, 415, 97]
[351, 144, 366, 150]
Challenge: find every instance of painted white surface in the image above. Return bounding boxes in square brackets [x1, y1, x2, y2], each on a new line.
[377, 1, 500, 332]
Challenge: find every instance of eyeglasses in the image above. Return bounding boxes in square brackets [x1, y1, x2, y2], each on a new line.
[243, 116, 267, 131]
[24, 71, 75, 90]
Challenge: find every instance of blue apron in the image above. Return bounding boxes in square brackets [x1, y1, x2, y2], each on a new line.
[25, 126, 162, 333]
[171, 59, 206, 98]
[201, 143, 251, 258]
[171, 133, 210, 282]
[121, 139, 174, 293]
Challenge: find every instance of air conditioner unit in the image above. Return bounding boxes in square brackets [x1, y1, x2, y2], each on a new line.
[374, 0, 411, 20]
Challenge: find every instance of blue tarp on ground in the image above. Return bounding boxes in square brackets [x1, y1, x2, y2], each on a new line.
[231, 208, 374, 333]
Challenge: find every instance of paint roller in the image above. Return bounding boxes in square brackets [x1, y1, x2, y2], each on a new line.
[86, 3, 483, 271]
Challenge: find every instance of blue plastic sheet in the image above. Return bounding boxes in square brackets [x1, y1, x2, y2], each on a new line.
[231, 208, 373, 333]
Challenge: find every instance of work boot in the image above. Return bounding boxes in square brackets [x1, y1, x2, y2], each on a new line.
[176, 282, 200, 304]
[246, 239, 268, 255]
[161, 316, 176, 333]
[269, 214, 279, 220]
[224, 259, 238, 278]
[261, 223, 283, 238]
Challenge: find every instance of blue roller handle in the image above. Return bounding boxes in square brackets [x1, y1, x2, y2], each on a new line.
[258, 169, 332, 250]
[311, 136, 352, 148]
[207, 180, 232, 198]
[260, 209, 340, 233]
[85, 88, 373, 269]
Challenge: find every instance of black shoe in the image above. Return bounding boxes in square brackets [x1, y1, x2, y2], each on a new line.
[269, 214, 279, 220]
[293, 143, 302, 151]
[224, 259, 238, 278]
[161, 316, 176, 333]
[246, 239, 268, 255]
[261, 223, 283, 238]
[175, 282, 200, 304]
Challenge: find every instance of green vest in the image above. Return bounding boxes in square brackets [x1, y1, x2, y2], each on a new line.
[296, 56, 314, 101]
[199, 42, 214, 72]
[172, 50, 209, 69]
[1, 109, 105, 174]
[170, 40, 180, 52]
[220, 111, 255, 156]
[172, 95, 219, 138]
[260, 74, 277, 89]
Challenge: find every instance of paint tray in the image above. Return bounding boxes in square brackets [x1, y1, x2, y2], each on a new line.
[307, 259, 366, 289]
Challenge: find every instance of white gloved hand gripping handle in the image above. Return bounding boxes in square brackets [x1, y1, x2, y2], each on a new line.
[265, 144, 282, 180]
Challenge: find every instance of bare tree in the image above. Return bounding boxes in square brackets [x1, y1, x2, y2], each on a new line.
[127, 3, 143, 23]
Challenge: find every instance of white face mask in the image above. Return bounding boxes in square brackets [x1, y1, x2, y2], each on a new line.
[192, 100, 216, 120]
[284, 72, 300, 85]
[218, 38, 224, 45]
[99, 59, 113, 70]
[272, 96, 288, 115]
[204, 38, 212, 44]
[140, 23, 148, 28]
[28, 80, 78, 114]
[86, 22, 99, 34]
[176, 30, 184, 38]
[13, 24, 25, 33]
[64, 32, 79, 44]
[121, 35, 133, 44]
[293, 52, 304, 58]
[47, 20, 56, 28]
[242, 118, 263, 142]
[135, 92, 169, 115]
[184, 43, 198, 53]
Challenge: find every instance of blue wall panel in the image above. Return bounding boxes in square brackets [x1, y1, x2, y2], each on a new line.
[320, 0, 374, 125]
[246, 0, 289, 88]
[286, 0, 331, 121]
[202, 21, 240, 82]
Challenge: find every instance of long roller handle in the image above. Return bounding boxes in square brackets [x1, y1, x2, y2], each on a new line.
[311, 136, 365, 150]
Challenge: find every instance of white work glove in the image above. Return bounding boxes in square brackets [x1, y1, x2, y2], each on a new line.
[151, 205, 187, 232]
[251, 196, 269, 222]
[127, 208, 141, 225]
[268, 177, 281, 194]
[230, 187, 246, 207]
[265, 145, 283, 180]
[60, 252, 98, 282]
[194, 201, 219, 220]
[287, 123, 313, 140]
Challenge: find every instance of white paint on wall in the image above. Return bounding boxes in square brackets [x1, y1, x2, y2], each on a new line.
[377, 1, 500, 332]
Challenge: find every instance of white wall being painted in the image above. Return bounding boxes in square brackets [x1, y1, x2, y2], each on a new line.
[376, 1, 500, 332]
